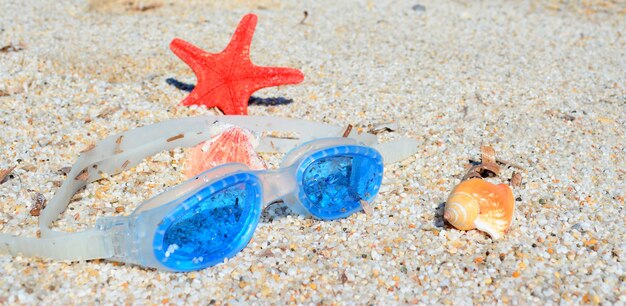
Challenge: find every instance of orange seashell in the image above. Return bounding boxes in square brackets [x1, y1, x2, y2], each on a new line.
[184, 124, 267, 178]
[444, 178, 515, 239]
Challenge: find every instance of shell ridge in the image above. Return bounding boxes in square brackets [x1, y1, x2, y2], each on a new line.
[184, 125, 267, 178]
[447, 201, 467, 225]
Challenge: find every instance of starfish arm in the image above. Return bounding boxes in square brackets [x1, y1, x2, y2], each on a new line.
[207, 84, 241, 115]
[224, 14, 257, 59]
[243, 66, 305, 91]
[180, 86, 212, 107]
[229, 86, 250, 115]
[170, 39, 213, 76]
[180, 84, 240, 115]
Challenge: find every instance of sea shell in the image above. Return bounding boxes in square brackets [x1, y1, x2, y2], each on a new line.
[444, 178, 515, 239]
[184, 124, 267, 178]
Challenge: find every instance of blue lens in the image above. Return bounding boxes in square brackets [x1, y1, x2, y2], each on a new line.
[298, 146, 383, 220]
[153, 173, 262, 271]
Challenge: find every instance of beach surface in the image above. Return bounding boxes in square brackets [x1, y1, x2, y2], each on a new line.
[0, 0, 624, 304]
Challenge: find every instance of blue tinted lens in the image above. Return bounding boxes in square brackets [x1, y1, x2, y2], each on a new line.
[299, 146, 383, 220]
[153, 174, 261, 271]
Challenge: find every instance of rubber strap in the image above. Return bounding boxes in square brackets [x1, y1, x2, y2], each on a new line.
[372, 139, 420, 164]
[1, 115, 418, 261]
[0, 230, 111, 261]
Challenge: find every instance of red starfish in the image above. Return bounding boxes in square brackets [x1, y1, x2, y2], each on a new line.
[170, 14, 304, 115]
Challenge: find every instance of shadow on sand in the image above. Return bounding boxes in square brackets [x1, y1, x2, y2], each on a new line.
[166, 77, 294, 106]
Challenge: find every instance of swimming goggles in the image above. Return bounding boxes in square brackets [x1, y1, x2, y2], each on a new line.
[0, 115, 418, 272]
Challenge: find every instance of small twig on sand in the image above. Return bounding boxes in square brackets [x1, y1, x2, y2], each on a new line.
[96, 106, 121, 119]
[0, 44, 24, 53]
[462, 162, 500, 181]
[129, 2, 162, 12]
[0, 165, 16, 184]
[463, 146, 526, 181]
[475, 145, 527, 172]
[299, 11, 309, 24]
[495, 158, 527, 172]
[360, 199, 373, 215]
[510, 172, 522, 187]
[342, 124, 353, 137]
[29, 192, 47, 216]
[368, 121, 398, 134]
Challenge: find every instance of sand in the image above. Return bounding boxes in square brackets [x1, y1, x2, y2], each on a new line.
[0, 0, 624, 304]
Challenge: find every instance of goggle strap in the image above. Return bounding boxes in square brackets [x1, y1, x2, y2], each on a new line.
[21, 115, 415, 261]
[0, 229, 111, 260]
[38, 117, 224, 237]
[38, 165, 92, 237]
[373, 138, 420, 164]
[207, 115, 378, 152]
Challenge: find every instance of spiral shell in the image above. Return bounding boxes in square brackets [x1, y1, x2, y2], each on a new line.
[444, 178, 515, 239]
[184, 124, 266, 178]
